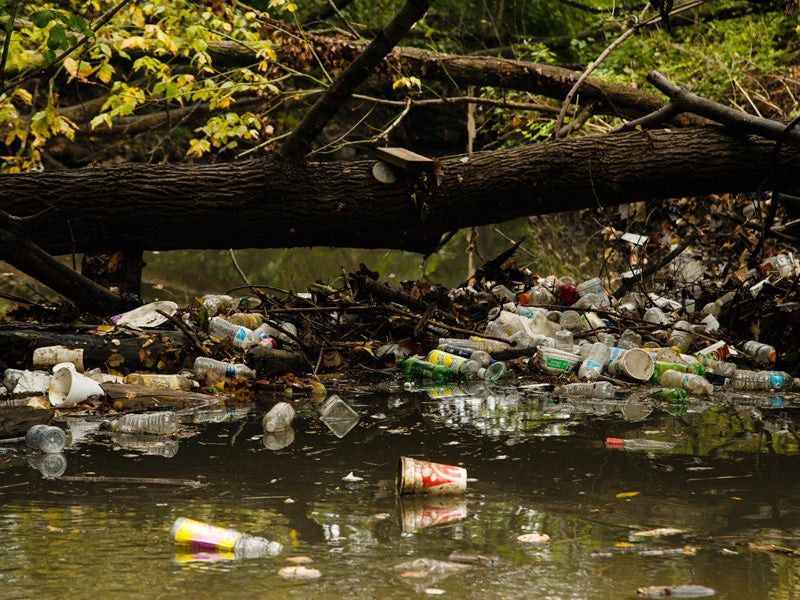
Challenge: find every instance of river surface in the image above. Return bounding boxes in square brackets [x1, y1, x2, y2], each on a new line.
[2, 383, 800, 599]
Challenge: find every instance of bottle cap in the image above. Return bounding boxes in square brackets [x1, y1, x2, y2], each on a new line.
[767, 350, 777, 363]
[517, 293, 531, 306]
[605, 437, 624, 448]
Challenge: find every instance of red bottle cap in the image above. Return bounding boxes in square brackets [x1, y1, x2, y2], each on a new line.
[517, 293, 531, 306]
[605, 437, 624, 448]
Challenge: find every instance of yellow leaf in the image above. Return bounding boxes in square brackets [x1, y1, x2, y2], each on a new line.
[13, 88, 32, 105]
[96, 63, 114, 84]
[615, 491, 640, 499]
[64, 57, 78, 79]
[120, 36, 146, 50]
[614, 541, 635, 548]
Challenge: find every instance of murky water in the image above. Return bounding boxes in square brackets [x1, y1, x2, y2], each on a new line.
[2, 386, 800, 599]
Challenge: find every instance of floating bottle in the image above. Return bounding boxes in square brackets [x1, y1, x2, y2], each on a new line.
[732, 369, 794, 391]
[25, 424, 67, 453]
[123, 373, 194, 390]
[208, 316, 262, 349]
[578, 341, 611, 381]
[426, 349, 506, 382]
[110, 411, 179, 435]
[262, 402, 295, 433]
[553, 381, 617, 399]
[170, 517, 282, 559]
[193, 357, 256, 380]
[659, 369, 714, 396]
[437, 337, 511, 354]
[605, 437, 674, 451]
[437, 344, 494, 366]
[742, 340, 777, 365]
[647, 387, 689, 402]
[397, 357, 454, 382]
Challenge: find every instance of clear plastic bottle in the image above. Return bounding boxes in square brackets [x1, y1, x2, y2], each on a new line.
[426, 349, 506, 382]
[208, 316, 262, 349]
[193, 357, 256, 380]
[605, 437, 674, 451]
[110, 411, 179, 435]
[201, 294, 233, 317]
[437, 337, 511, 354]
[170, 517, 282, 558]
[702, 290, 736, 317]
[257, 322, 298, 345]
[437, 344, 494, 366]
[25, 424, 67, 453]
[643, 306, 669, 326]
[559, 310, 584, 333]
[554, 330, 574, 353]
[659, 369, 714, 396]
[484, 318, 534, 347]
[667, 320, 694, 353]
[743, 340, 777, 365]
[578, 341, 611, 381]
[732, 369, 794, 391]
[617, 329, 642, 350]
[553, 381, 617, 399]
[225, 312, 264, 330]
[262, 402, 295, 433]
[233, 534, 284, 558]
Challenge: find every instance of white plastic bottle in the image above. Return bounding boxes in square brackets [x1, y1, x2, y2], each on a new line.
[578, 342, 611, 381]
[732, 369, 794, 391]
[660, 369, 714, 396]
[193, 357, 256, 380]
[263, 402, 295, 433]
[110, 411, 179, 435]
[208, 316, 263, 349]
[667, 320, 694, 353]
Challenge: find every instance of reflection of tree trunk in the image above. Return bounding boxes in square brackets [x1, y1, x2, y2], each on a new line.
[1, 128, 798, 256]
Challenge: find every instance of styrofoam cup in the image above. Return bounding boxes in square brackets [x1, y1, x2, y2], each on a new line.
[48, 362, 105, 407]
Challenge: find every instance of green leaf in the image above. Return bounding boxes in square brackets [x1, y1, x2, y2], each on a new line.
[46, 24, 67, 50]
[33, 10, 56, 28]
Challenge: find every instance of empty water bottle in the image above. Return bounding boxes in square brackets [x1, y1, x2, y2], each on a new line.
[554, 330, 574, 353]
[262, 402, 295, 433]
[553, 381, 617, 399]
[201, 294, 233, 317]
[208, 316, 262, 349]
[437, 337, 511, 353]
[110, 411, 179, 435]
[659, 369, 714, 396]
[193, 357, 256, 380]
[25, 424, 67, 453]
[732, 369, 794, 391]
[667, 320, 694, 353]
[743, 340, 777, 365]
[578, 342, 611, 381]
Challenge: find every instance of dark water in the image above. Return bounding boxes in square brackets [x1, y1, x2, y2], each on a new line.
[2, 385, 800, 599]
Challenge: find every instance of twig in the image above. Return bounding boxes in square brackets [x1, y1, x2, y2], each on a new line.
[156, 309, 210, 357]
[58, 475, 202, 487]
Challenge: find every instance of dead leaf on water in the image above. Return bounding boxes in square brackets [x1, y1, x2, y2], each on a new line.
[632, 528, 686, 538]
[616, 491, 641, 499]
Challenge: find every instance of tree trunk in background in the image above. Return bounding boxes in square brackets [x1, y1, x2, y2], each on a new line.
[0, 128, 797, 256]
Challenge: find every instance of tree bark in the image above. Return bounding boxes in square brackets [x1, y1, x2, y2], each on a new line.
[0, 127, 798, 256]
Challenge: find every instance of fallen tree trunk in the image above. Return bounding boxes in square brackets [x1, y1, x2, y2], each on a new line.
[0, 127, 798, 255]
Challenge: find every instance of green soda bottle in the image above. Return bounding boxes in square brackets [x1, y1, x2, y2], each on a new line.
[397, 357, 454, 382]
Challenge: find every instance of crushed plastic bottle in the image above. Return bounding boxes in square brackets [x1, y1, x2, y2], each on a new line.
[193, 357, 256, 380]
[110, 411, 179, 435]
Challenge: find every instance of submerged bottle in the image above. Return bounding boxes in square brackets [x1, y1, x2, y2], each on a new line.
[578, 341, 611, 381]
[659, 369, 714, 396]
[262, 402, 295, 433]
[732, 369, 794, 391]
[110, 411, 179, 435]
[742, 340, 777, 365]
[553, 381, 617, 399]
[426, 349, 506, 382]
[25, 424, 67, 453]
[193, 357, 256, 380]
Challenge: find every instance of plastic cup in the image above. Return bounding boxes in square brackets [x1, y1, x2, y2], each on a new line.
[48, 362, 105, 407]
[32, 346, 85, 372]
[608, 348, 654, 382]
[396, 456, 467, 496]
[396, 495, 468, 533]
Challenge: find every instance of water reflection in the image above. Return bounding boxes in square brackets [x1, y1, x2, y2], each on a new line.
[2, 387, 800, 599]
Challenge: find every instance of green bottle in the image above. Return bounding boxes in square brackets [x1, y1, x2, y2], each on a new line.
[648, 387, 689, 402]
[397, 357, 454, 382]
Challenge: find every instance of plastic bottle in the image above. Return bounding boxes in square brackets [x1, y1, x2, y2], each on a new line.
[553, 381, 617, 399]
[647, 387, 689, 402]
[702, 290, 735, 317]
[617, 329, 642, 350]
[170, 517, 282, 558]
[123, 373, 194, 390]
[525, 284, 556, 305]
[643, 306, 669, 326]
[659, 369, 714, 396]
[743, 340, 777, 365]
[263, 402, 295, 433]
[554, 329, 574, 353]
[437, 337, 511, 354]
[732, 369, 794, 391]
[426, 349, 506, 382]
[193, 357, 256, 380]
[605, 437, 674, 451]
[201, 294, 233, 317]
[110, 411, 179, 435]
[559, 310, 584, 333]
[225, 312, 265, 329]
[257, 322, 298, 345]
[578, 341, 611, 381]
[484, 318, 534, 347]
[397, 357, 454, 382]
[437, 344, 494, 366]
[667, 320, 694, 353]
[208, 316, 263, 349]
[25, 424, 67, 453]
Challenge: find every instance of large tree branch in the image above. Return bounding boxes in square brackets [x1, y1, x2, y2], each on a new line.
[0, 127, 798, 256]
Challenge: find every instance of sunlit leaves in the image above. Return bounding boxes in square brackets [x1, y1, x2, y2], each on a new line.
[188, 112, 263, 158]
[392, 75, 422, 91]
